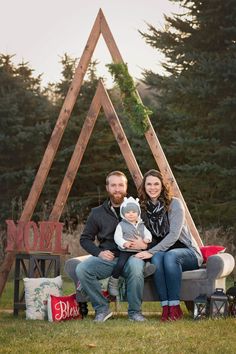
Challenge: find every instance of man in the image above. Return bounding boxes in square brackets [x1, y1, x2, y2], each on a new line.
[75, 170, 146, 322]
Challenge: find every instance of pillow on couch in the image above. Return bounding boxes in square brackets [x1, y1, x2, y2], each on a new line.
[48, 293, 82, 322]
[24, 275, 63, 320]
[200, 245, 226, 263]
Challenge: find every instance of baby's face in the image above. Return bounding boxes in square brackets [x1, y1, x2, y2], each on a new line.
[124, 210, 139, 223]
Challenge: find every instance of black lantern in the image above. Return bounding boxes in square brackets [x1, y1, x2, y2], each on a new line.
[193, 294, 209, 320]
[209, 288, 228, 318]
[226, 281, 236, 317]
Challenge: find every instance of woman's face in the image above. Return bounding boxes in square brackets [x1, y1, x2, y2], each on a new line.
[144, 175, 162, 202]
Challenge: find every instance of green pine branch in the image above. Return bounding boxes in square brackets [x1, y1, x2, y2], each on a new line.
[106, 62, 152, 136]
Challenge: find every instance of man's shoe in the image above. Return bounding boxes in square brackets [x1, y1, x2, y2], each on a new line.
[129, 312, 146, 322]
[108, 276, 119, 297]
[143, 262, 157, 278]
[169, 305, 183, 321]
[94, 309, 113, 323]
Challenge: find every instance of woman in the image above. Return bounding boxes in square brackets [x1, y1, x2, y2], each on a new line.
[135, 169, 203, 321]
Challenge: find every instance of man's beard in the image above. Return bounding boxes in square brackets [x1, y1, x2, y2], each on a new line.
[108, 191, 126, 206]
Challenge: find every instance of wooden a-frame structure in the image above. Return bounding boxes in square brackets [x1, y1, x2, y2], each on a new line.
[0, 9, 202, 296]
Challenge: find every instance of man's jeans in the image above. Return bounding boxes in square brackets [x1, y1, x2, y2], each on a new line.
[151, 248, 199, 306]
[75, 255, 144, 315]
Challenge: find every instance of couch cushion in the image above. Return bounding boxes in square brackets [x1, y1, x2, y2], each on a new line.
[182, 268, 207, 280]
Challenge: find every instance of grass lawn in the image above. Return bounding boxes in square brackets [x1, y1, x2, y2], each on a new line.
[0, 278, 236, 353]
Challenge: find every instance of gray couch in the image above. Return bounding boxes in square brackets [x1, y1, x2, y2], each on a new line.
[64, 253, 235, 313]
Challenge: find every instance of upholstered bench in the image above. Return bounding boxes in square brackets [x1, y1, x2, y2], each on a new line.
[64, 252, 235, 314]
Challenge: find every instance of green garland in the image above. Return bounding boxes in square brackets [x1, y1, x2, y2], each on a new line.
[106, 62, 152, 136]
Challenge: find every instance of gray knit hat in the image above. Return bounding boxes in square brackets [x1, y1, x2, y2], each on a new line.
[121, 197, 141, 217]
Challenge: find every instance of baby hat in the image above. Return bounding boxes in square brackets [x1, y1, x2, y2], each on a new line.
[121, 196, 140, 216]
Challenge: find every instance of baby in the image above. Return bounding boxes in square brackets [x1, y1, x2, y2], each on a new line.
[108, 196, 156, 297]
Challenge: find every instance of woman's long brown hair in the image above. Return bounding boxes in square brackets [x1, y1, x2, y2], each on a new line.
[138, 169, 172, 210]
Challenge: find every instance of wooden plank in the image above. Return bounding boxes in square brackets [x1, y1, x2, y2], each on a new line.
[133, 88, 202, 246]
[99, 81, 143, 188]
[19, 10, 102, 222]
[144, 124, 202, 246]
[0, 252, 15, 296]
[49, 84, 102, 221]
[100, 9, 123, 63]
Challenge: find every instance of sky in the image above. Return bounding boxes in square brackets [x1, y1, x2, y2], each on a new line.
[0, 0, 180, 87]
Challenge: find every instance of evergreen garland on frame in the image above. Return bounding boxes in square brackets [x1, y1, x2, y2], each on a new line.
[106, 62, 152, 136]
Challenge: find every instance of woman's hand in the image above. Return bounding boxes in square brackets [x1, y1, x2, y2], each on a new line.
[135, 251, 153, 259]
[129, 237, 148, 250]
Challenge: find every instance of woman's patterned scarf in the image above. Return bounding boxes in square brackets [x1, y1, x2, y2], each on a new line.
[147, 200, 169, 238]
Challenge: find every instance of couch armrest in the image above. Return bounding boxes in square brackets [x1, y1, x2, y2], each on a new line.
[64, 255, 90, 284]
[206, 253, 235, 279]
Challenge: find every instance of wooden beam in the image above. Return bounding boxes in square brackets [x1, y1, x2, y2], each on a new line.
[100, 9, 123, 63]
[144, 124, 203, 246]
[0, 252, 15, 297]
[50, 80, 143, 221]
[20, 10, 102, 222]
[0, 10, 103, 297]
[99, 81, 143, 188]
[49, 84, 102, 221]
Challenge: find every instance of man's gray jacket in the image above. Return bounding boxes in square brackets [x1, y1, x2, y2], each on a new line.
[80, 200, 120, 257]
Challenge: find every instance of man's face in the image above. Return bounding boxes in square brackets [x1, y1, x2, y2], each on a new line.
[106, 175, 127, 206]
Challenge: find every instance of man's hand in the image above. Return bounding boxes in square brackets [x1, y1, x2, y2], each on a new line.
[129, 237, 148, 250]
[98, 250, 115, 261]
[135, 251, 153, 259]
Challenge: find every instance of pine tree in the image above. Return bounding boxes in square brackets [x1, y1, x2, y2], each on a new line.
[0, 54, 52, 224]
[140, 0, 236, 228]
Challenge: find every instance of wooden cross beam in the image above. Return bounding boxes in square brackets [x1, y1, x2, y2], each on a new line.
[49, 80, 143, 221]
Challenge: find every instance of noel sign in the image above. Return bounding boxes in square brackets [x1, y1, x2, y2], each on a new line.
[5, 220, 69, 254]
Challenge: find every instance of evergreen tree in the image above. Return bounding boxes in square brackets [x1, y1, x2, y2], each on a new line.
[0, 54, 52, 224]
[140, 0, 236, 228]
